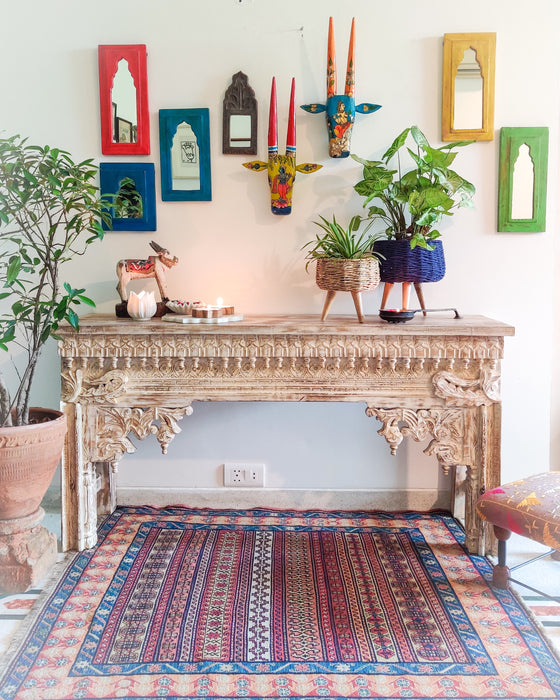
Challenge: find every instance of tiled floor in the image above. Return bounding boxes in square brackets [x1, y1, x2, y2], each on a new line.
[1, 512, 559, 662]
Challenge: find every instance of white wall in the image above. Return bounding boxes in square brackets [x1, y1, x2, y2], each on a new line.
[2, 0, 558, 503]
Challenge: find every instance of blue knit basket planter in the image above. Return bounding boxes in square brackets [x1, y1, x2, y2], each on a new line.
[373, 239, 446, 284]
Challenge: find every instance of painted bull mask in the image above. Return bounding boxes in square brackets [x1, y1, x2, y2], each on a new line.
[243, 78, 321, 215]
[301, 18, 381, 158]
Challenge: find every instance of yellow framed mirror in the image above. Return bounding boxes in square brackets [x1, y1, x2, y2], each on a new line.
[442, 32, 496, 142]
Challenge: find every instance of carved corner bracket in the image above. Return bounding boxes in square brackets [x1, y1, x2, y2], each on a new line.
[433, 366, 500, 406]
[365, 405, 466, 469]
[93, 405, 193, 463]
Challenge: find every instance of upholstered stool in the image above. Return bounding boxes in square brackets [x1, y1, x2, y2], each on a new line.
[476, 472, 560, 593]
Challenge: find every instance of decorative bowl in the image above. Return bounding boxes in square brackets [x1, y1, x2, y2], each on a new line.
[379, 309, 415, 323]
[166, 300, 195, 315]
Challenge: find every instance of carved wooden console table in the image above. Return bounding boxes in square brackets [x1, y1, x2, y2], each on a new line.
[57, 314, 514, 554]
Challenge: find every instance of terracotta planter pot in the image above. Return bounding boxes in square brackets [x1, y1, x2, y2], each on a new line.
[0, 408, 67, 520]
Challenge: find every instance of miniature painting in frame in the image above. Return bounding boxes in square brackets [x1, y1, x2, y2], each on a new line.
[98, 44, 150, 155]
[223, 71, 257, 155]
[100, 163, 156, 231]
[498, 127, 548, 232]
[159, 109, 212, 201]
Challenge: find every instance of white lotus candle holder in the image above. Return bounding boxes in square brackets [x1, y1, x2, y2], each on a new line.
[127, 290, 157, 321]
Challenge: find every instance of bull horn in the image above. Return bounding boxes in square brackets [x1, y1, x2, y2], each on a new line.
[286, 78, 296, 156]
[327, 17, 336, 98]
[268, 77, 278, 155]
[150, 240, 164, 253]
[345, 18, 355, 97]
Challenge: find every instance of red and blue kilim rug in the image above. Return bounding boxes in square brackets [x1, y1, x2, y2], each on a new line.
[0, 507, 559, 699]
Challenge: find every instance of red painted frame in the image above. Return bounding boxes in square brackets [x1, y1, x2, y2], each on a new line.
[98, 44, 150, 155]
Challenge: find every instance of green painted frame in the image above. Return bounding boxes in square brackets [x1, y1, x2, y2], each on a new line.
[498, 127, 549, 232]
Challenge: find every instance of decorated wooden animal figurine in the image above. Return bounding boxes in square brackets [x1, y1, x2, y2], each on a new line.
[243, 78, 321, 215]
[116, 240, 178, 302]
[301, 18, 381, 158]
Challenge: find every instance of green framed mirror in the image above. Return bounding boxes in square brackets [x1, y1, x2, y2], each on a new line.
[498, 127, 549, 232]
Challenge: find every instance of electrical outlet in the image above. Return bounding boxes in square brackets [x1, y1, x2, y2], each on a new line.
[224, 462, 265, 487]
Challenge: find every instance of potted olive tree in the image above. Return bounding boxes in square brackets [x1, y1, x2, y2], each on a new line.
[0, 134, 109, 591]
[352, 126, 475, 308]
[302, 214, 382, 322]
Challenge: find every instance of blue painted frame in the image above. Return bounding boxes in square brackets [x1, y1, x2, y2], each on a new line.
[99, 162, 156, 231]
[159, 108, 212, 201]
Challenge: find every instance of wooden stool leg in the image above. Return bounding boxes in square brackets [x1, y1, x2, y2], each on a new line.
[380, 283, 393, 310]
[350, 291, 364, 323]
[402, 282, 411, 310]
[320, 290, 337, 321]
[414, 283, 427, 316]
[492, 525, 511, 589]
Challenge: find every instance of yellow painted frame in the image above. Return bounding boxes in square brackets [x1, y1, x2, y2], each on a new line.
[442, 32, 496, 142]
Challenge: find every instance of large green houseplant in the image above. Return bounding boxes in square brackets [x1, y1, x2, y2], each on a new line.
[0, 134, 109, 591]
[352, 125, 475, 250]
[0, 135, 109, 427]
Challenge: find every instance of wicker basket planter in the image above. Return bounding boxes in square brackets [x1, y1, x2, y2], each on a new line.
[315, 257, 380, 323]
[373, 239, 446, 283]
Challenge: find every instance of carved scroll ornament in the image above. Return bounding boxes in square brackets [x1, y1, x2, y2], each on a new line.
[433, 366, 500, 406]
[366, 405, 466, 468]
[61, 368, 129, 404]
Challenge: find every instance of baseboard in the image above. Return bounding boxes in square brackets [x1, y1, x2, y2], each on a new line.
[117, 487, 452, 512]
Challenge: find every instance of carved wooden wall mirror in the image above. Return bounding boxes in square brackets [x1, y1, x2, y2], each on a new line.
[159, 108, 212, 201]
[442, 32, 496, 141]
[498, 127, 548, 232]
[99, 44, 150, 155]
[100, 163, 156, 231]
[222, 71, 257, 155]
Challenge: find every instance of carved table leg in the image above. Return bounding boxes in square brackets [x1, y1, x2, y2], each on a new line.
[61, 402, 82, 552]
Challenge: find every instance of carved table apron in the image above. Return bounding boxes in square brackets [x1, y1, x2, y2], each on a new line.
[57, 314, 514, 553]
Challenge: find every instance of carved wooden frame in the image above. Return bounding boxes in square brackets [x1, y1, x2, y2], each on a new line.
[498, 127, 549, 232]
[441, 32, 496, 142]
[99, 162, 156, 231]
[98, 44, 150, 155]
[223, 71, 258, 155]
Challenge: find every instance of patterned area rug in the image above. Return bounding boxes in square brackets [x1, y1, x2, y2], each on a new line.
[1, 507, 559, 699]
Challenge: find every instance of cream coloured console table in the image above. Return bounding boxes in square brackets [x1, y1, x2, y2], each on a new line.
[57, 314, 514, 554]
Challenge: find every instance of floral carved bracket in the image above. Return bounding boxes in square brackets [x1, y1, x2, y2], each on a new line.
[93, 405, 192, 463]
[365, 405, 466, 469]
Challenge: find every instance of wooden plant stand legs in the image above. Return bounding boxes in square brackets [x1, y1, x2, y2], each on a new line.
[380, 282, 426, 314]
[320, 290, 365, 323]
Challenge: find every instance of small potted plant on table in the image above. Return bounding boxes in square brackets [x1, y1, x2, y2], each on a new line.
[352, 125, 475, 311]
[303, 213, 382, 322]
[0, 134, 109, 591]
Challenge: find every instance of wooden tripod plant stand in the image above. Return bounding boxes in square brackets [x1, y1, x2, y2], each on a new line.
[380, 281, 426, 313]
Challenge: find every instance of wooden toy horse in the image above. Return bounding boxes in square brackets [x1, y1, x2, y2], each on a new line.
[300, 18, 381, 158]
[116, 240, 178, 302]
[243, 78, 321, 215]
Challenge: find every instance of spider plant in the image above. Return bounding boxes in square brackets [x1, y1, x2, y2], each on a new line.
[303, 214, 382, 270]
